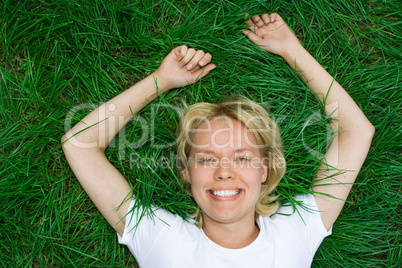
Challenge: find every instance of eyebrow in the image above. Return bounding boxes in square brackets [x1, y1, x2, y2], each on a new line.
[193, 148, 255, 154]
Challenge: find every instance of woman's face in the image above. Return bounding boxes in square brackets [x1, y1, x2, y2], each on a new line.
[186, 117, 267, 226]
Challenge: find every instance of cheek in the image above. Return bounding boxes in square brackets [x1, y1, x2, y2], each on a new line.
[241, 168, 265, 193]
[189, 179, 208, 206]
[188, 166, 211, 189]
[189, 172, 209, 189]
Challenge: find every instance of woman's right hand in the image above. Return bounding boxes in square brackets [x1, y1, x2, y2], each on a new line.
[154, 45, 216, 91]
[243, 13, 301, 58]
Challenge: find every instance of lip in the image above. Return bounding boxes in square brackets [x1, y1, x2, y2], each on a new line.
[207, 189, 244, 202]
[209, 186, 242, 191]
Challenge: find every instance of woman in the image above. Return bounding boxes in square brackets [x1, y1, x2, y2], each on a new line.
[62, 13, 374, 267]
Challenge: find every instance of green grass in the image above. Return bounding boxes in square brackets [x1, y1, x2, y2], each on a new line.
[1, 0, 401, 266]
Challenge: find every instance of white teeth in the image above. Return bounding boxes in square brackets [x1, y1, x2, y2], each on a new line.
[212, 190, 240, 197]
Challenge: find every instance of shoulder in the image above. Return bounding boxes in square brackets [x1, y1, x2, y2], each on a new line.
[119, 199, 203, 265]
[257, 194, 331, 256]
[259, 194, 331, 238]
[276, 194, 318, 216]
[123, 198, 186, 233]
[119, 198, 198, 245]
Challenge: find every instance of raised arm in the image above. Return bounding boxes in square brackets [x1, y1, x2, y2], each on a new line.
[243, 13, 374, 230]
[61, 46, 215, 236]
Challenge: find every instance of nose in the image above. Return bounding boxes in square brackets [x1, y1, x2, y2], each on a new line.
[214, 158, 235, 180]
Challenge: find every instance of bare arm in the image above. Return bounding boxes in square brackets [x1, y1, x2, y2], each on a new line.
[61, 46, 215, 236]
[244, 13, 375, 230]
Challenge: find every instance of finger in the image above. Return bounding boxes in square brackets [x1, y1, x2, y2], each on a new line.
[178, 48, 196, 67]
[245, 15, 257, 30]
[186, 50, 205, 71]
[244, 13, 251, 22]
[269, 13, 282, 23]
[191, 52, 212, 72]
[193, 64, 216, 81]
[242, 29, 262, 43]
[252, 15, 264, 27]
[174, 45, 188, 61]
[191, 65, 201, 72]
[261, 13, 270, 24]
[199, 53, 212, 67]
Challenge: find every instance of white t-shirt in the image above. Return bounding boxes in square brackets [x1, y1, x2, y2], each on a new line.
[118, 194, 331, 268]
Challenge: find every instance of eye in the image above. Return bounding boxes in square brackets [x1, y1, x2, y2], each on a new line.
[235, 156, 250, 162]
[198, 157, 219, 164]
[199, 158, 212, 163]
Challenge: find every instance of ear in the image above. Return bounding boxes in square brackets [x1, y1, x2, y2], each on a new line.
[185, 169, 191, 183]
[261, 164, 268, 183]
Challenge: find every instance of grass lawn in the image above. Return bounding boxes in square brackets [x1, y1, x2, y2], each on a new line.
[1, 0, 400, 267]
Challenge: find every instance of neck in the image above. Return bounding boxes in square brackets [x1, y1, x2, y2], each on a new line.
[202, 214, 260, 249]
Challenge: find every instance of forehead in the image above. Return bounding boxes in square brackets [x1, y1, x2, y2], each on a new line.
[190, 117, 259, 151]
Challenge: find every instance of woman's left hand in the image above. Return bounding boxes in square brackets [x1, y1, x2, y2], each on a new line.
[154, 45, 216, 91]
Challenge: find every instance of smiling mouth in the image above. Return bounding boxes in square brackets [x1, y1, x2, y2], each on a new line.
[211, 190, 241, 197]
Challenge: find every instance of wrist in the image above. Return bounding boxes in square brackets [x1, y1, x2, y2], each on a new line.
[281, 44, 308, 69]
[152, 71, 173, 93]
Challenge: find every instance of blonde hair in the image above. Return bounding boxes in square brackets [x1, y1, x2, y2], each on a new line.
[176, 97, 286, 227]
